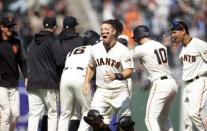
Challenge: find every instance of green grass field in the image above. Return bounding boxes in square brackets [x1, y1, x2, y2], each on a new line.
[131, 86, 181, 131]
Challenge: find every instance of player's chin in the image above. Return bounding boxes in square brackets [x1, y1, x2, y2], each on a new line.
[102, 38, 109, 44]
[172, 37, 179, 43]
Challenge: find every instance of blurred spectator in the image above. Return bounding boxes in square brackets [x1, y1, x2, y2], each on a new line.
[151, 0, 171, 38]
[102, 0, 115, 20]
[123, 3, 141, 48]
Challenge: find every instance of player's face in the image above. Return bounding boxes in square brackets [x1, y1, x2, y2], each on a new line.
[1, 25, 13, 38]
[171, 30, 185, 44]
[100, 23, 116, 45]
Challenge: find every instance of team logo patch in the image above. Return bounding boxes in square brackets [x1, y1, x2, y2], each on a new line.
[12, 44, 18, 54]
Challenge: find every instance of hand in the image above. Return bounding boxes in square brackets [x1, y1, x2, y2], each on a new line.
[82, 83, 90, 96]
[104, 71, 115, 83]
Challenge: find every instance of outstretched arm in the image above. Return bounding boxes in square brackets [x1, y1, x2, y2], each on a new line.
[82, 64, 96, 96]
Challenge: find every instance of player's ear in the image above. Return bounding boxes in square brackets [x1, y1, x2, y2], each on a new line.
[181, 29, 186, 35]
[112, 29, 116, 35]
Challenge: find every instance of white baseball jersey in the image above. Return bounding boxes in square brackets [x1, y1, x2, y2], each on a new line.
[58, 45, 92, 131]
[89, 41, 134, 89]
[65, 45, 92, 73]
[89, 41, 134, 124]
[132, 39, 178, 131]
[179, 37, 207, 81]
[179, 38, 207, 131]
[132, 40, 171, 81]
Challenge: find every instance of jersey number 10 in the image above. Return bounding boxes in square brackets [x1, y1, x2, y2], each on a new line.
[154, 48, 167, 64]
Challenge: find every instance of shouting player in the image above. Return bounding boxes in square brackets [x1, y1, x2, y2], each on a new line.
[82, 19, 135, 131]
[171, 21, 207, 131]
[131, 25, 178, 131]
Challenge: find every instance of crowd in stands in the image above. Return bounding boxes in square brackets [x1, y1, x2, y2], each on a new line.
[90, 0, 207, 68]
[0, 0, 206, 83]
[0, 0, 68, 52]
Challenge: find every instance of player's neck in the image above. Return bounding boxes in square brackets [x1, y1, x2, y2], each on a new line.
[140, 38, 150, 45]
[2, 33, 10, 40]
[104, 40, 116, 52]
[183, 35, 192, 47]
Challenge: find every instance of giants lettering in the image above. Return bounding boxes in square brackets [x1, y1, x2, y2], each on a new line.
[180, 55, 196, 62]
[95, 58, 121, 68]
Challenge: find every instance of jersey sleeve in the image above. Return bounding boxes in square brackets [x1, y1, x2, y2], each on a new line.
[121, 50, 134, 69]
[197, 40, 207, 62]
[88, 46, 96, 67]
[131, 46, 144, 58]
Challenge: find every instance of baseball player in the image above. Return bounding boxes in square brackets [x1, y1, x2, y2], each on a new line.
[131, 25, 178, 131]
[171, 21, 207, 131]
[58, 16, 84, 131]
[0, 16, 28, 131]
[82, 19, 135, 131]
[58, 30, 100, 131]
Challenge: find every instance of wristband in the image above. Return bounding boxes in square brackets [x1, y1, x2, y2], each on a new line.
[115, 73, 124, 80]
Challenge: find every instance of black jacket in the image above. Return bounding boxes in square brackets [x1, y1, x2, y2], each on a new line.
[58, 29, 83, 59]
[0, 38, 28, 87]
[27, 30, 64, 90]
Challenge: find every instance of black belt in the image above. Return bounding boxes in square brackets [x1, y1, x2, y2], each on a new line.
[185, 76, 199, 84]
[64, 67, 84, 70]
[160, 76, 168, 80]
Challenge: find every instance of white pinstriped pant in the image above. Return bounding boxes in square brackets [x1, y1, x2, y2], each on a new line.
[27, 88, 59, 131]
[58, 68, 92, 131]
[183, 76, 207, 131]
[0, 87, 19, 131]
[145, 76, 178, 131]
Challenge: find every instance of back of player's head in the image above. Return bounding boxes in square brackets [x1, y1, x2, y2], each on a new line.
[171, 21, 189, 35]
[132, 25, 150, 42]
[112, 19, 123, 35]
[43, 17, 56, 29]
[83, 30, 100, 46]
[63, 16, 78, 29]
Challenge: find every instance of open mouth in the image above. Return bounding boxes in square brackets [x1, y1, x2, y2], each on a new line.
[102, 35, 107, 39]
[172, 37, 177, 42]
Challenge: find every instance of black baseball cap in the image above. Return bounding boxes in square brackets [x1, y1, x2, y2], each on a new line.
[43, 17, 56, 28]
[1, 17, 16, 27]
[63, 16, 78, 29]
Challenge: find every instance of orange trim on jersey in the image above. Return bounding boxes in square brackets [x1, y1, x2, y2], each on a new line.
[147, 84, 157, 131]
[198, 79, 207, 129]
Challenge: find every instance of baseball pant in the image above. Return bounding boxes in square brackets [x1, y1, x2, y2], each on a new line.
[183, 76, 207, 131]
[182, 86, 199, 131]
[58, 69, 92, 131]
[90, 86, 131, 124]
[145, 76, 178, 131]
[0, 87, 19, 131]
[27, 88, 59, 131]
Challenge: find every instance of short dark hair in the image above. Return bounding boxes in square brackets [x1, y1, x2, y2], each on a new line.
[171, 21, 189, 35]
[101, 19, 123, 38]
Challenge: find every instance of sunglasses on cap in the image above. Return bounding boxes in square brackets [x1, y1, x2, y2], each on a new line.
[171, 21, 185, 31]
